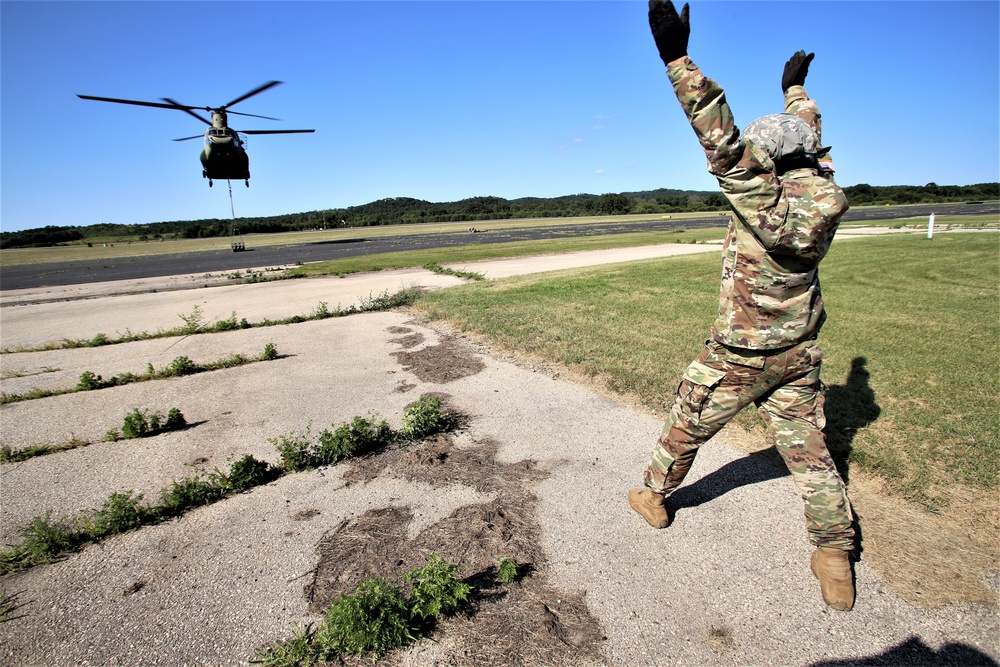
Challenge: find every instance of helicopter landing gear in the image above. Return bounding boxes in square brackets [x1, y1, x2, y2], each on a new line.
[245, 180, 249, 188]
[209, 179, 214, 188]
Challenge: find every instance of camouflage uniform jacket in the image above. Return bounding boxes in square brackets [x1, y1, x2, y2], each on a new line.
[666, 57, 849, 350]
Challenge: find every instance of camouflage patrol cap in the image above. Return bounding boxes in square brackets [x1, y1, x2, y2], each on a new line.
[742, 113, 819, 162]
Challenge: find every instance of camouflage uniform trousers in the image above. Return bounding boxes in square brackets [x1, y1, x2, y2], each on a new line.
[644, 338, 854, 551]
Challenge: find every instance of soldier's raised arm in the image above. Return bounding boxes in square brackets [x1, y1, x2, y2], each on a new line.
[649, 1, 779, 217]
[782, 50, 835, 175]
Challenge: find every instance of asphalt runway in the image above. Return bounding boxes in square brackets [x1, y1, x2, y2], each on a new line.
[2, 201, 995, 291]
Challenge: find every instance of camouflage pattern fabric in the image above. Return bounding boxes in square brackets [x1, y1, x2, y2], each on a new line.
[742, 113, 819, 162]
[644, 339, 855, 551]
[665, 56, 849, 350]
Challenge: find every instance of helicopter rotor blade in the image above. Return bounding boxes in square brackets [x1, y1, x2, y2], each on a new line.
[239, 129, 316, 135]
[224, 81, 283, 109]
[77, 94, 188, 110]
[225, 109, 282, 121]
[172, 135, 206, 142]
[161, 98, 213, 125]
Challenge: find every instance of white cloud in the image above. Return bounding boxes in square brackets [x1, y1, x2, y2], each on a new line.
[595, 169, 605, 175]
[574, 137, 584, 143]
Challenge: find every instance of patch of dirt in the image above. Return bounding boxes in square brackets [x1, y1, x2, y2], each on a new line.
[847, 474, 1000, 608]
[390, 332, 485, 384]
[306, 433, 607, 666]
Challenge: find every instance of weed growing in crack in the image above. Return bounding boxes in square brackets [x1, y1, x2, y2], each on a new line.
[119, 407, 186, 440]
[271, 426, 315, 472]
[1, 344, 280, 404]
[256, 625, 315, 667]
[272, 396, 452, 472]
[316, 415, 394, 466]
[0, 435, 89, 463]
[178, 305, 206, 334]
[315, 577, 416, 660]
[258, 553, 472, 666]
[0, 589, 18, 622]
[0, 453, 279, 574]
[86, 491, 147, 537]
[3, 286, 420, 354]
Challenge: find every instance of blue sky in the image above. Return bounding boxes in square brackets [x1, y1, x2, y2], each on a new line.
[2, 1, 998, 232]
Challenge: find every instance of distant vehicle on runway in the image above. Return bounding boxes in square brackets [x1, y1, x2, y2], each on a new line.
[78, 82, 314, 187]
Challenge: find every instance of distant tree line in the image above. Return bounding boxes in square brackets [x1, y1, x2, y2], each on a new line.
[2, 182, 996, 249]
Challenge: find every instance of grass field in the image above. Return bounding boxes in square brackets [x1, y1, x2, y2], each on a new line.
[414, 232, 999, 501]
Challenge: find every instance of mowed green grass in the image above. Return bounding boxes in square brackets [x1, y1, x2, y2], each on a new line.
[413, 232, 999, 506]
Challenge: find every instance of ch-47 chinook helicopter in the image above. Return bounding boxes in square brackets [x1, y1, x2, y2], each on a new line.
[77, 81, 314, 187]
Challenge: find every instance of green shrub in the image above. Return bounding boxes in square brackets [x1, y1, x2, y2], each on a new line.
[122, 408, 152, 439]
[314, 578, 415, 660]
[271, 428, 314, 472]
[338, 415, 392, 458]
[260, 343, 278, 361]
[400, 396, 453, 441]
[258, 553, 470, 663]
[497, 557, 519, 584]
[77, 370, 104, 390]
[405, 552, 471, 621]
[157, 476, 223, 517]
[89, 491, 146, 537]
[166, 355, 196, 377]
[227, 455, 278, 492]
[165, 407, 186, 430]
[121, 407, 186, 439]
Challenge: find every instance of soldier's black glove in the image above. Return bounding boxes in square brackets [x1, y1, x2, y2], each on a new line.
[782, 50, 815, 92]
[649, 0, 690, 66]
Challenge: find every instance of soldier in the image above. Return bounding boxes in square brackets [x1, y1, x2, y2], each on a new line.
[628, 0, 856, 611]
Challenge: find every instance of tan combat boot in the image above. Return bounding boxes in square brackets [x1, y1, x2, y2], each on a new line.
[628, 488, 669, 528]
[810, 547, 855, 611]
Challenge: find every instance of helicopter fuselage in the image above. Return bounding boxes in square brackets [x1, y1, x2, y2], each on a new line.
[200, 127, 250, 182]
[199, 110, 249, 182]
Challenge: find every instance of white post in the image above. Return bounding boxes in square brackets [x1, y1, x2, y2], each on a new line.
[927, 213, 935, 239]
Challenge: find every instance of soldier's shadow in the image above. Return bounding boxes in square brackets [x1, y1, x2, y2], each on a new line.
[823, 356, 881, 485]
[669, 357, 880, 536]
